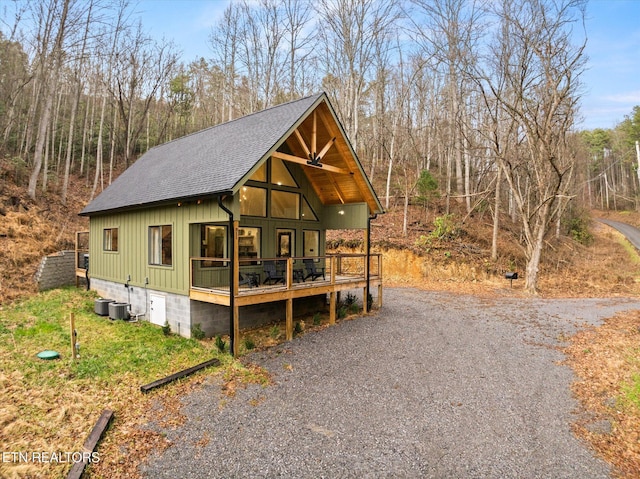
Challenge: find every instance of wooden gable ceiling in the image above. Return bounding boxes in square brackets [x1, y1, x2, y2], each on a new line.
[272, 100, 382, 214]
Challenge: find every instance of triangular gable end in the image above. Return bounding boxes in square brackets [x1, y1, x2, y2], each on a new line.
[233, 94, 384, 216]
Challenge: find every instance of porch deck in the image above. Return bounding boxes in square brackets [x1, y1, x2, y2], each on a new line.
[189, 254, 383, 309]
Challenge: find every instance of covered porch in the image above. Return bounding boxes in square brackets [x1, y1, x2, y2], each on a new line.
[190, 252, 383, 354]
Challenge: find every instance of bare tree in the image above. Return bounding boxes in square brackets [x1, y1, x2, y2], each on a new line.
[316, 0, 400, 152]
[472, 0, 587, 292]
[27, 0, 72, 200]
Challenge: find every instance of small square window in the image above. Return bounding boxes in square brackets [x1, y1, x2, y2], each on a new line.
[149, 225, 172, 266]
[103, 228, 118, 252]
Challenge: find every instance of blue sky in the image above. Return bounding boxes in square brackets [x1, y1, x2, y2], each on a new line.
[136, 0, 640, 131]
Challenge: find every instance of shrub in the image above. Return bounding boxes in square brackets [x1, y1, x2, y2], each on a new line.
[215, 335, 226, 353]
[161, 321, 171, 336]
[244, 337, 256, 350]
[191, 323, 205, 340]
[269, 325, 280, 339]
[567, 216, 593, 245]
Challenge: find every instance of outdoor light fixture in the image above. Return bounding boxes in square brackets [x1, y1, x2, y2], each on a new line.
[338, 209, 345, 215]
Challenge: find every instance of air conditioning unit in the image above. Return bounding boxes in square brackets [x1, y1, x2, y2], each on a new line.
[108, 302, 130, 320]
[94, 298, 114, 316]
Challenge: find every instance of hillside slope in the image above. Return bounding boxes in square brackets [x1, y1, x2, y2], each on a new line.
[1, 166, 639, 304]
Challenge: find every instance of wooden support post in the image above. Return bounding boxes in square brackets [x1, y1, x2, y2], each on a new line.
[70, 313, 78, 360]
[286, 298, 293, 340]
[378, 284, 383, 308]
[330, 256, 336, 284]
[286, 257, 293, 289]
[329, 292, 336, 325]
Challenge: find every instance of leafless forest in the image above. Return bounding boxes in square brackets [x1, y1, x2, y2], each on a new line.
[1, 0, 639, 291]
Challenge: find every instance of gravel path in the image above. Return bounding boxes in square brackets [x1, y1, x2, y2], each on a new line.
[140, 288, 640, 478]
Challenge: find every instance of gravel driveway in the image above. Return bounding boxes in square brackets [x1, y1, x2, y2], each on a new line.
[141, 288, 640, 478]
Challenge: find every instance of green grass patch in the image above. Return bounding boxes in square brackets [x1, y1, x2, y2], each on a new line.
[622, 373, 640, 410]
[1, 287, 222, 384]
[617, 235, 640, 265]
[0, 287, 230, 478]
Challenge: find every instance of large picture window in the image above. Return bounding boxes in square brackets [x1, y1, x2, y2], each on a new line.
[103, 228, 118, 252]
[271, 190, 299, 219]
[149, 225, 172, 266]
[240, 186, 267, 217]
[201, 225, 226, 267]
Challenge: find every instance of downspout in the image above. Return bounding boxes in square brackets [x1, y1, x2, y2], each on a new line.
[366, 213, 377, 311]
[218, 194, 235, 355]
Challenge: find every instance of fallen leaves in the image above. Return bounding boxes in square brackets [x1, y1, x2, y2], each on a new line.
[565, 310, 640, 478]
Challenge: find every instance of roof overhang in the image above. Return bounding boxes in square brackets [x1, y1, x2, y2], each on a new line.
[235, 94, 384, 215]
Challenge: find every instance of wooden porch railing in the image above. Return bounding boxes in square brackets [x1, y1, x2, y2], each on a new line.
[189, 254, 381, 292]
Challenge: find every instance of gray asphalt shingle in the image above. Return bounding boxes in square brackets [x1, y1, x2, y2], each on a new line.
[80, 93, 324, 215]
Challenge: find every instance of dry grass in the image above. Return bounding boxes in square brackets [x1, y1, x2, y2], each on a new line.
[565, 311, 640, 478]
[3, 170, 640, 477]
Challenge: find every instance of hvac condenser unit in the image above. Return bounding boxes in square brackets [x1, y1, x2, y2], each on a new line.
[94, 298, 114, 316]
[108, 302, 130, 320]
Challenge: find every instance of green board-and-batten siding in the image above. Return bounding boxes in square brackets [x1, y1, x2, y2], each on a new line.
[88, 199, 229, 295]
[87, 157, 373, 296]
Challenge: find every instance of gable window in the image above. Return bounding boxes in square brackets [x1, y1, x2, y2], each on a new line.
[149, 225, 172, 266]
[271, 190, 299, 219]
[201, 225, 226, 267]
[301, 196, 318, 221]
[271, 157, 298, 187]
[103, 228, 118, 251]
[240, 186, 267, 217]
[249, 162, 267, 182]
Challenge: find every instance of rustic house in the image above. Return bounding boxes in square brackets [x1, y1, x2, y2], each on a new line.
[78, 92, 384, 354]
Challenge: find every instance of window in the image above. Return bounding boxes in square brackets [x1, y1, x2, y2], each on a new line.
[271, 157, 298, 187]
[238, 227, 260, 264]
[201, 225, 226, 267]
[240, 186, 267, 217]
[103, 228, 118, 251]
[303, 230, 320, 257]
[271, 190, 299, 219]
[301, 196, 318, 221]
[149, 225, 172, 266]
[276, 229, 295, 257]
[249, 162, 267, 182]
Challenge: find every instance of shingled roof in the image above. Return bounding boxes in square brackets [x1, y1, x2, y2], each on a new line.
[81, 93, 328, 215]
[80, 92, 383, 216]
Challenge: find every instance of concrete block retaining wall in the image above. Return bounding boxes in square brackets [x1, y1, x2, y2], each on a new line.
[35, 250, 77, 291]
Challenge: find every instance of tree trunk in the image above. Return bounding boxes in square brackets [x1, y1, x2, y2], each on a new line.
[491, 165, 501, 261]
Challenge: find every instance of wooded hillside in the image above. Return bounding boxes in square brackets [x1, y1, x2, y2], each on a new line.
[1, 0, 640, 293]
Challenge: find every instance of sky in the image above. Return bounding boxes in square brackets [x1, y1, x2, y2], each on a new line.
[134, 0, 640, 131]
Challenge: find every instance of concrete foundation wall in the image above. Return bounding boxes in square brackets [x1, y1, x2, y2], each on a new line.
[35, 250, 77, 291]
[90, 278, 194, 338]
[90, 278, 331, 339]
[193, 294, 329, 337]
